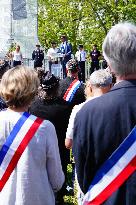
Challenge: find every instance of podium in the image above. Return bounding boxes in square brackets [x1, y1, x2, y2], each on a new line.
[50, 53, 64, 79]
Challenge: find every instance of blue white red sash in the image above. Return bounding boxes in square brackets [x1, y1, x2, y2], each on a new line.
[0, 112, 43, 191]
[83, 126, 136, 205]
[63, 79, 81, 102]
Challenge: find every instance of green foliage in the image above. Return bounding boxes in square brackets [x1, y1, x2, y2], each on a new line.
[38, 0, 136, 53]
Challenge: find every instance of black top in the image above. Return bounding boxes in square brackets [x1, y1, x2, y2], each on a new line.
[90, 50, 100, 61]
[30, 97, 73, 163]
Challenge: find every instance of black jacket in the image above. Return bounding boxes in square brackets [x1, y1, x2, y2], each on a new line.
[30, 97, 73, 171]
[59, 76, 85, 106]
[32, 49, 44, 67]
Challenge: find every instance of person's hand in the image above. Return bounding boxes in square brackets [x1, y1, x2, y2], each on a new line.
[65, 138, 73, 149]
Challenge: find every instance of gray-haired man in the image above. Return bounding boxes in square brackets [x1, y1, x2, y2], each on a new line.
[73, 22, 136, 205]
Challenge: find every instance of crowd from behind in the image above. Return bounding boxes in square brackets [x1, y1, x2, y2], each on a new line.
[0, 21, 136, 205]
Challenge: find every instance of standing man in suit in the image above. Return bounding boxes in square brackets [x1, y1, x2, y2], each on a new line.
[32, 44, 44, 68]
[73, 22, 136, 205]
[59, 35, 72, 78]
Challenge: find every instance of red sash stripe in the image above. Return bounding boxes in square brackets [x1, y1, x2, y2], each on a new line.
[86, 157, 136, 205]
[0, 117, 43, 191]
[63, 79, 78, 100]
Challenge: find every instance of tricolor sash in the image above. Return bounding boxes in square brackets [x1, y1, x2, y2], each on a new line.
[0, 112, 43, 191]
[83, 126, 136, 205]
[63, 79, 81, 102]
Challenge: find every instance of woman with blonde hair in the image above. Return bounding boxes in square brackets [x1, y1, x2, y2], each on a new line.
[12, 44, 23, 67]
[0, 66, 64, 205]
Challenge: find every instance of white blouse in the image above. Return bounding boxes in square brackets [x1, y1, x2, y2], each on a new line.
[0, 110, 64, 205]
[12, 51, 22, 61]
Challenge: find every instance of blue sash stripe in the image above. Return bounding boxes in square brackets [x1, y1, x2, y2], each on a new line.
[69, 82, 81, 102]
[0, 112, 30, 165]
[88, 126, 136, 191]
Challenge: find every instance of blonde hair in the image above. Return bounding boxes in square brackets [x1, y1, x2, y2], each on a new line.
[0, 66, 39, 108]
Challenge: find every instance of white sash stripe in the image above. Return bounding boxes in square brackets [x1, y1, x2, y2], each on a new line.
[66, 81, 80, 101]
[0, 115, 37, 179]
[84, 141, 136, 202]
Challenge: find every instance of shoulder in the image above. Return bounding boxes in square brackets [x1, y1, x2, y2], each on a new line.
[47, 48, 52, 52]
[59, 77, 71, 86]
[31, 113, 56, 133]
[67, 42, 72, 47]
[77, 91, 117, 118]
[73, 101, 86, 113]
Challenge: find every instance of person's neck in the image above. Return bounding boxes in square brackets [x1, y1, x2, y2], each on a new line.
[116, 74, 136, 83]
[8, 106, 29, 113]
[69, 73, 78, 79]
[92, 87, 110, 97]
[92, 90, 103, 97]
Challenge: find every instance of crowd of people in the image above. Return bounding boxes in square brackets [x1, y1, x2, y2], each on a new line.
[0, 21, 136, 205]
[5, 34, 104, 82]
[46, 35, 102, 81]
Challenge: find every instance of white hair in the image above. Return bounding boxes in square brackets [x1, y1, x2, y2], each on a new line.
[89, 69, 112, 87]
[102, 22, 136, 76]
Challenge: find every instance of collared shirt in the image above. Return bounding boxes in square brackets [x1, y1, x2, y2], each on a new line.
[75, 50, 86, 62]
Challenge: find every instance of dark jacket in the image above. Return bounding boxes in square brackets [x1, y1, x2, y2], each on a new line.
[73, 80, 136, 205]
[32, 49, 44, 67]
[30, 97, 73, 172]
[59, 76, 85, 106]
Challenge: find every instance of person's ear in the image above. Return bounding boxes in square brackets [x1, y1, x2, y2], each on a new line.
[89, 83, 93, 93]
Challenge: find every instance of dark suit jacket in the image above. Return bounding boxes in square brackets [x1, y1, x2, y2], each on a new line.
[73, 80, 136, 205]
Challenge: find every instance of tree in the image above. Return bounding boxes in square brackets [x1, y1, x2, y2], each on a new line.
[38, 0, 136, 53]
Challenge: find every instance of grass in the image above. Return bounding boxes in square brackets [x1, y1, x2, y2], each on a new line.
[64, 164, 78, 205]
